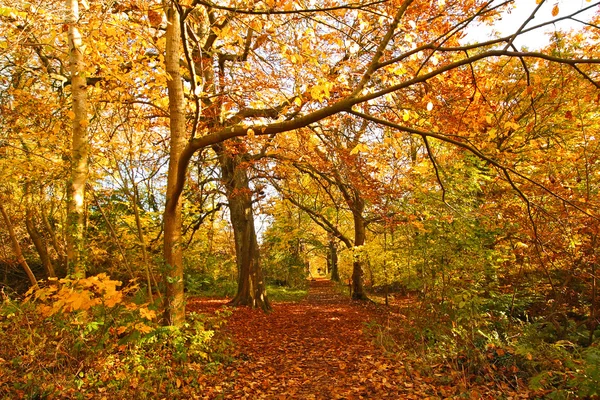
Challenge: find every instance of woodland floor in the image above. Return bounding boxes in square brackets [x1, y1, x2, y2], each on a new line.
[187, 279, 530, 400]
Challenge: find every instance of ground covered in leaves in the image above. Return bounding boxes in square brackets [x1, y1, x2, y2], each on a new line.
[188, 279, 532, 399]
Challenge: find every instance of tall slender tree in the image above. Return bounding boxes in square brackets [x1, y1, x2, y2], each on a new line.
[65, 0, 89, 276]
[163, 1, 188, 326]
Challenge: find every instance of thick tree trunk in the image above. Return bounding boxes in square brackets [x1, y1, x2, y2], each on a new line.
[65, 0, 88, 277]
[162, 3, 187, 326]
[217, 145, 270, 311]
[351, 207, 368, 300]
[0, 203, 37, 288]
[25, 208, 55, 278]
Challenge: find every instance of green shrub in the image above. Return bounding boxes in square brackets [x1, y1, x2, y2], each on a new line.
[184, 271, 237, 297]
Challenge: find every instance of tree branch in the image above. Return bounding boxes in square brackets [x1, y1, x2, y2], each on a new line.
[348, 109, 599, 220]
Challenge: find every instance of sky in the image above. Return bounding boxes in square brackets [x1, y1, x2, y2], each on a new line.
[466, 0, 600, 49]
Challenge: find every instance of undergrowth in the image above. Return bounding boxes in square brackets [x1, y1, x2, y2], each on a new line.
[0, 274, 231, 399]
[365, 289, 600, 398]
[185, 271, 308, 302]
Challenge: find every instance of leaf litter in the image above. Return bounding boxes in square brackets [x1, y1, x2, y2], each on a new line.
[188, 279, 531, 399]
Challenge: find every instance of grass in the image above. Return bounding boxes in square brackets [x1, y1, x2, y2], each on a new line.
[266, 285, 308, 302]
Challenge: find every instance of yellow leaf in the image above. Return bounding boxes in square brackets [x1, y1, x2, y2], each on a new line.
[350, 143, 369, 155]
[250, 19, 263, 31]
[219, 25, 232, 39]
[135, 323, 153, 334]
[294, 97, 302, 107]
[551, 4, 559, 17]
[104, 292, 122, 307]
[139, 307, 157, 320]
[67, 110, 75, 119]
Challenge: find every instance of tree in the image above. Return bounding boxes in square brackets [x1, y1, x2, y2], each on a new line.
[214, 142, 271, 309]
[155, 0, 600, 321]
[163, 2, 188, 326]
[267, 118, 390, 300]
[0, 201, 38, 288]
[65, 0, 90, 276]
[262, 198, 321, 286]
[2, 0, 599, 326]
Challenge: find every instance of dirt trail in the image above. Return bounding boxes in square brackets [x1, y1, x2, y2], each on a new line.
[189, 279, 415, 399]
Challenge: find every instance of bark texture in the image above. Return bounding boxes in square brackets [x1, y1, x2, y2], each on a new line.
[329, 238, 340, 282]
[163, 3, 187, 326]
[216, 145, 270, 311]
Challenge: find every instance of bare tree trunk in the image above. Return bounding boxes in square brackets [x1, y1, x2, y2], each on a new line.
[0, 203, 37, 288]
[162, 3, 187, 326]
[217, 146, 270, 311]
[65, 0, 89, 277]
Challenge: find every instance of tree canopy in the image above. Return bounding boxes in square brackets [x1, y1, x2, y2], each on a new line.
[1, 0, 600, 396]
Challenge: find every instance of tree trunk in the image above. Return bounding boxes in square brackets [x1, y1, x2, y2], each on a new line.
[0, 203, 37, 288]
[217, 145, 271, 311]
[329, 238, 340, 282]
[351, 207, 368, 300]
[162, 3, 187, 326]
[65, 0, 89, 277]
[25, 208, 55, 278]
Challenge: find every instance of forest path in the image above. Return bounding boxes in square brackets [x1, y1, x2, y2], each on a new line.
[189, 279, 417, 399]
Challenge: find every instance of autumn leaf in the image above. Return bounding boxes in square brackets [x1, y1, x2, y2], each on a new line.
[147, 9, 162, 27]
[350, 143, 369, 155]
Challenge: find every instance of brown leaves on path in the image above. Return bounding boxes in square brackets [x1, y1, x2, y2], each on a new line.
[188, 279, 416, 399]
[188, 280, 521, 399]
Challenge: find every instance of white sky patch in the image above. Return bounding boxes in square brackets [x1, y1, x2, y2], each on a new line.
[465, 0, 599, 49]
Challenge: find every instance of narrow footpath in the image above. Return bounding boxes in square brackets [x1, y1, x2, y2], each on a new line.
[188, 279, 511, 399]
[189, 279, 419, 399]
